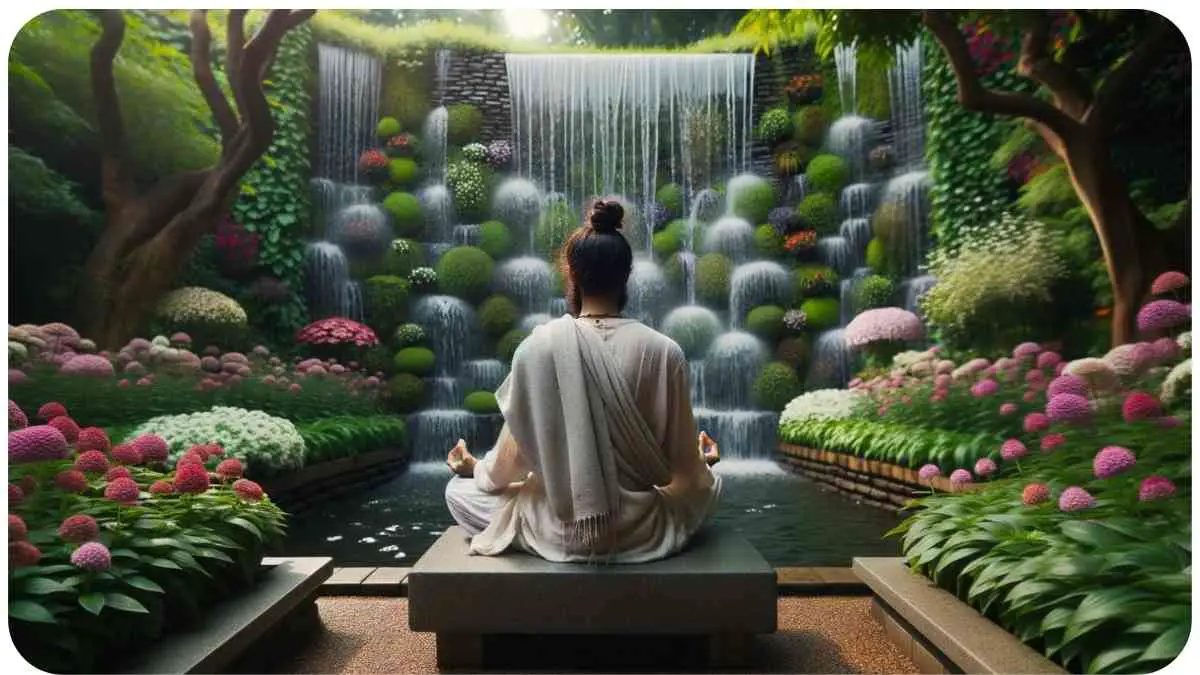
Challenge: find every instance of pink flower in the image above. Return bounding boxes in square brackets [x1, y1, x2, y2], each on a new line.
[918, 464, 941, 481]
[1093, 446, 1136, 479]
[174, 463, 210, 494]
[36, 402, 68, 421]
[1040, 433, 1067, 452]
[1022, 390, 1039, 402]
[1036, 351, 1063, 370]
[233, 478, 265, 501]
[58, 514, 99, 543]
[1137, 300, 1189, 333]
[1047, 374, 1088, 398]
[1000, 439, 1028, 461]
[1022, 483, 1050, 505]
[60, 354, 116, 378]
[74, 450, 110, 473]
[1150, 271, 1189, 296]
[1055, 362, 1067, 376]
[1058, 486, 1096, 512]
[54, 469, 88, 494]
[112, 443, 144, 466]
[844, 308, 925, 347]
[934, 374, 951, 389]
[1023, 412, 1050, 433]
[70, 541, 112, 572]
[9, 514, 28, 541]
[1121, 391, 1164, 423]
[1013, 342, 1042, 359]
[1139, 475, 1177, 501]
[9, 541, 42, 567]
[1046, 393, 1091, 424]
[216, 458, 244, 480]
[295, 318, 380, 348]
[105, 466, 132, 481]
[131, 434, 169, 463]
[949, 469, 972, 486]
[47, 415, 80, 443]
[999, 402, 1018, 416]
[970, 379, 999, 397]
[149, 480, 174, 495]
[104, 477, 140, 504]
[76, 427, 111, 453]
[1150, 337, 1180, 363]
[1024, 370, 1045, 385]
[9, 483, 24, 506]
[8, 425, 70, 463]
[974, 458, 998, 478]
[8, 401, 28, 431]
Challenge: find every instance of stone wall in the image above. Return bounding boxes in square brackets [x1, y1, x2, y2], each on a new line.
[439, 50, 512, 144]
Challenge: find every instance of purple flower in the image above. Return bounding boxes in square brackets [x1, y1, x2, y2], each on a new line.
[1000, 439, 1028, 461]
[1093, 446, 1136, 479]
[970, 379, 999, 397]
[1058, 486, 1096, 512]
[70, 541, 112, 572]
[1046, 393, 1091, 424]
[1012, 342, 1042, 359]
[918, 464, 941, 481]
[1139, 475, 1177, 501]
[1036, 351, 1063, 370]
[1137, 300, 1189, 333]
[974, 458, 998, 478]
[949, 469, 972, 486]
[1047, 374, 1088, 398]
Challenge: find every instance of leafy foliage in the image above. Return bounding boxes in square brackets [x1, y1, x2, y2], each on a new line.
[435, 246, 495, 304]
[753, 362, 803, 411]
[296, 415, 408, 465]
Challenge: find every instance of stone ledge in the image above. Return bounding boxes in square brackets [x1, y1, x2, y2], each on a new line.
[854, 557, 1066, 674]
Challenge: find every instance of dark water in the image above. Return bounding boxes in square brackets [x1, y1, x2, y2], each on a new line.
[280, 460, 901, 566]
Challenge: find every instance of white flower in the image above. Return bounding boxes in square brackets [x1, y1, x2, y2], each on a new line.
[1178, 331, 1191, 357]
[780, 389, 862, 425]
[1161, 359, 1191, 406]
[125, 406, 305, 472]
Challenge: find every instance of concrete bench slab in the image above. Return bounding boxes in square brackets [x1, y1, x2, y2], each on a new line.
[409, 525, 776, 669]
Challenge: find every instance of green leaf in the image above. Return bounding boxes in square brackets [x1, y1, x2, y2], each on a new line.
[78, 592, 105, 616]
[110, 548, 141, 560]
[22, 577, 72, 595]
[10, 600, 57, 624]
[1066, 587, 1154, 642]
[125, 576, 165, 594]
[150, 557, 182, 570]
[195, 547, 235, 563]
[228, 516, 264, 540]
[1142, 623, 1189, 662]
[105, 592, 150, 614]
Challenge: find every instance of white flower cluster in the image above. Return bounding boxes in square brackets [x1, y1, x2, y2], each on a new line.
[1161, 359, 1191, 406]
[780, 389, 863, 425]
[157, 287, 248, 327]
[126, 406, 305, 472]
[1178, 331, 1191, 357]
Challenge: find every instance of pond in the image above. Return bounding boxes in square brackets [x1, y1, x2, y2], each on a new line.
[280, 459, 901, 566]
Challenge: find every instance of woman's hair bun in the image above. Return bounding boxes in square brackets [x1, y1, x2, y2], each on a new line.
[589, 199, 624, 234]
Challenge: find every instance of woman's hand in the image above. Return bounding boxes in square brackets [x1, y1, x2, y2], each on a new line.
[699, 431, 720, 467]
[447, 439, 477, 478]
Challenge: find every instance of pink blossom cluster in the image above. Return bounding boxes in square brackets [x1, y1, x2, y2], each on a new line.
[295, 318, 380, 347]
[843, 308, 925, 348]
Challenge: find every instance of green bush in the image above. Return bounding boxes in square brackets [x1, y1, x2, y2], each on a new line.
[806, 154, 849, 194]
[478, 220, 514, 259]
[792, 106, 829, 145]
[381, 63, 431, 133]
[800, 297, 840, 330]
[535, 199, 576, 257]
[729, 177, 776, 224]
[479, 295, 520, 338]
[746, 305, 787, 342]
[754, 224, 784, 257]
[756, 107, 792, 145]
[387, 157, 419, 185]
[798, 193, 838, 235]
[773, 142, 815, 177]
[383, 192, 424, 238]
[387, 373, 426, 413]
[377, 116, 402, 138]
[793, 265, 839, 299]
[393, 323, 426, 349]
[855, 275, 895, 310]
[653, 222, 684, 257]
[435, 246, 495, 303]
[447, 103, 483, 145]
[498, 328, 529, 363]
[298, 415, 408, 464]
[463, 390, 500, 414]
[363, 275, 410, 335]
[752, 362, 803, 411]
[866, 238, 887, 274]
[393, 347, 436, 376]
[380, 238, 425, 277]
[361, 344, 394, 375]
[155, 287, 250, 351]
[696, 253, 733, 308]
[656, 183, 684, 217]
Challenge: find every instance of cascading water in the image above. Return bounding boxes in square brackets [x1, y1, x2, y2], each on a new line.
[494, 257, 552, 313]
[695, 331, 776, 458]
[838, 267, 872, 326]
[834, 43, 858, 114]
[434, 48, 452, 106]
[839, 218, 872, 261]
[429, 377, 461, 409]
[419, 184, 455, 243]
[729, 261, 791, 328]
[464, 360, 508, 393]
[305, 242, 357, 319]
[817, 237, 853, 277]
[423, 106, 449, 184]
[889, 39, 926, 171]
[901, 275, 937, 315]
[626, 258, 668, 326]
[702, 216, 755, 261]
[519, 313, 553, 331]
[806, 329, 852, 390]
[841, 183, 875, 219]
[413, 295, 477, 376]
[879, 170, 931, 278]
[491, 178, 543, 247]
[827, 116, 877, 182]
[316, 45, 382, 183]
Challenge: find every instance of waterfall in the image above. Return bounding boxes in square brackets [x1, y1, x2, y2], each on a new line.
[328, 204, 392, 260]
[703, 332, 767, 409]
[492, 178, 543, 248]
[702, 216, 755, 262]
[316, 45, 381, 184]
[464, 359, 507, 393]
[880, 170, 932, 277]
[889, 38, 927, 171]
[419, 185, 455, 243]
[902, 274, 937, 316]
[452, 225, 481, 246]
[828, 116, 877, 182]
[304, 242, 353, 319]
[729, 261, 791, 328]
[407, 411, 503, 462]
[413, 296, 478, 376]
[841, 183, 875, 219]
[434, 48, 452, 106]
[494, 257, 552, 313]
[519, 313, 553, 332]
[627, 258, 668, 326]
[423, 107, 449, 184]
[429, 377, 461, 408]
[838, 267, 872, 326]
[834, 43, 858, 114]
[817, 236, 853, 277]
[806, 329, 853, 389]
[693, 410, 778, 460]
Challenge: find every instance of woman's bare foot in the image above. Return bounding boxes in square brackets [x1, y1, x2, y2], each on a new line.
[447, 439, 477, 477]
[699, 431, 720, 467]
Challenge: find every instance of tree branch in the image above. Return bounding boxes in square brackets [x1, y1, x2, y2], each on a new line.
[89, 9, 133, 210]
[1085, 13, 1177, 131]
[226, 10, 248, 122]
[1015, 12, 1093, 120]
[922, 10, 1082, 145]
[189, 10, 238, 144]
[1060, 10, 1121, 72]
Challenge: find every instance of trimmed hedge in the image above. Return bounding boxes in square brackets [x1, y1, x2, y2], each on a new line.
[478, 220, 514, 259]
[393, 346, 436, 376]
[382, 192, 423, 238]
[746, 305, 786, 342]
[478, 295, 520, 339]
[463, 390, 500, 414]
[753, 362, 802, 411]
[363, 275, 410, 336]
[434, 246, 495, 303]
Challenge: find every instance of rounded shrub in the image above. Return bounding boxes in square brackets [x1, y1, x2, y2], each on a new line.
[662, 307, 722, 359]
[447, 103, 484, 145]
[656, 183, 684, 218]
[653, 221, 684, 257]
[730, 177, 776, 225]
[792, 106, 829, 145]
[383, 192, 424, 238]
[756, 107, 792, 145]
[866, 238, 887, 274]
[479, 295, 520, 339]
[776, 336, 810, 370]
[446, 160, 491, 220]
[363, 275, 410, 336]
[793, 265, 839, 299]
[754, 224, 784, 258]
[806, 154, 849, 194]
[800, 298, 840, 330]
[696, 253, 733, 308]
[753, 362, 803, 411]
[798, 193, 838, 235]
[478, 220, 514, 260]
[663, 253, 687, 286]
[498, 328, 528, 363]
[463, 391, 500, 414]
[393, 323, 426, 348]
[746, 305, 787, 342]
[393, 347, 436, 376]
[388, 373, 426, 413]
[871, 202, 904, 243]
[377, 116, 402, 138]
[435, 246, 495, 303]
[772, 142, 814, 177]
[387, 158, 419, 186]
[155, 287, 250, 351]
[379, 238, 425, 277]
[855, 274, 895, 310]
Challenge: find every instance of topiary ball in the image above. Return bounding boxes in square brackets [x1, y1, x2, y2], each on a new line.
[729, 176, 776, 225]
[656, 183, 684, 218]
[800, 297, 840, 330]
[377, 116, 402, 139]
[394, 323, 426, 348]
[479, 295, 520, 339]
[447, 103, 484, 145]
[792, 106, 829, 145]
[478, 220, 514, 260]
[382, 192, 424, 238]
[498, 328, 529, 363]
[363, 275, 411, 336]
[388, 158, 419, 186]
[855, 275, 895, 310]
[798, 193, 838, 234]
[747, 305, 787, 342]
[435, 246, 495, 304]
[393, 347, 436, 376]
[753, 362, 803, 411]
[806, 154, 849, 194]
[756, 107, 792, 145]
[754, 224, 784, 258]
[696, 253, 733, 309]
[463, 391, 500, 414]
[653, 221, 685, 258]
[387, 373, 426, 413]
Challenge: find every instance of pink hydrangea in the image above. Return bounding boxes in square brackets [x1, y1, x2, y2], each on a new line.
[974, 458, 998, 478]
[1138, 475, 1177, 501]
[47, 415, 80, 443]
[295, 318, 380, 348]
[9, 483, 24, 506]
[1150, 337, 1180, 363]
[1047, 374, 1088, 398]
[104, 477, 140, 504]
[70, 541, 112, 572]
[1022, 483, 1050, 505]
[174, 463, 210, 494]
[1036, 351, 1063, 370]
[1047, 393, 1092, 424]
[843, 308, 925, 347]
[58, 514, 99, 543]
[1093, 446, 1136, 479]
[1121, 391, 1164, 423]
[8, 401, 28, 431]
[999, 402, 1018, 416]
[1022, 390, 1039, 402]
[54, 469, 88, 494]
[170, 332, 192, 345]
[918, 464, 941, 481]
[76, 427, 111, 453]
[1000, 439, 1028, 461]
[1150, 271, 1189, 296]
[131, 434, 169, 463]
[8, 425, 70, 464]
[949, 469, 972, 486]
[1105, 342, 1155, 377]
[935, 360, 954, 375]
[1137, 300, 1189, 333]
[9, 514, 27, 541]
[1055, 361, 1067, 376]
[1023, 412, 1050, 433]
[216, 458, 244, 480]
[9, 369, 27, 385]
[964, 358, 990, 372]
[970, 379, 999, 397]
[1040, 433, 1067, 452]
[74, 450, 110, 474]
[233, 479, 265, 502]
[1058, 486, 1096, 512]
[60, 354, 116, 378]
[10, 540, 42, 567]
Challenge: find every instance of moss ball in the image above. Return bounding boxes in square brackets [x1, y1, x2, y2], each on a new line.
[800, 297, 840, 330]
[463, 391, 500, 414]
[498, 328, 529, 363]
[479, 295, 520, 339]
[756, 107, 793, 145]
[387, 373, 426, 413]
[754, 224, 784, 258]
[729, 177, 776, 225]
[746, 305, 787, 342]
[393, 346, 436, 376]
[363, 275, 410, 336]
[871, 202, 904, 244]
[388, 158, 419, 186]
[806, 154, 849, 194]
[447, 103, 484, 145]
[656, 183, 684, 218]
[653, 223, 684, 258]
[435, 246, 495, 304]
[798, 193, 838, 235]
[377, 116, 402, 139]
[478, 220, 514, 260]
[383, 192, 424, 238]
[696, 253, 733, 309]
[792, 106, 829, 145]
[753, 362, 803, 411]
[855, 274, 895, 310]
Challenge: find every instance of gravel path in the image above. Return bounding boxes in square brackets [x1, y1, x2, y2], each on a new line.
[276, 596, 917, 674]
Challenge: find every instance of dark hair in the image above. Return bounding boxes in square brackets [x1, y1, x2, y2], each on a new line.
[559, 199, 633, 315]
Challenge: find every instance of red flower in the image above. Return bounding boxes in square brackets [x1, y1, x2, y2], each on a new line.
[149, 480, 174, 496]
[9, 541, 42, 567]
[216, 458, 244, 480]
[131, 434, 170, 463]
[112, 443, 145, 466]
[175, 463, 210, 494]
[104, 477, 140, 504]
[58, 514, 100, 543]
[178, 450, 208, 468]
[295, 318, 380, 348]
[47, 415, 81, 443]
[233, 479, 265, 502]
[54, 470, 89, 494]
[9, 483, 24, 506]
[36, 401, 68, 422]
[75, 450, 110, 474]
[1121, 391, 1164, 423]
[105, 466, 133, 482]
[1040, 433, 1067, 452]
[358, 148, 389, 171]
[9, 514, 28, 541]
[76, 427, 111, 453]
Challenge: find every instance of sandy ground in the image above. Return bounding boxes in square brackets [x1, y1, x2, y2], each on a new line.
[275, 596, 917, 674]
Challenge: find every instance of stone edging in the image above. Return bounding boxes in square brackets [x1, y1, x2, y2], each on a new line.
[262, 447, 410, 513]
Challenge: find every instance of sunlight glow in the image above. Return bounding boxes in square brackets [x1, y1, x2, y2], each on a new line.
[502, 9, 550, 39]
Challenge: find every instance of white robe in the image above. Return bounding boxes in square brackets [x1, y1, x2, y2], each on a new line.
[445, 316, 721, 563]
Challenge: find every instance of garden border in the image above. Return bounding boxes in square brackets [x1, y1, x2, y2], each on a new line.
[262, 446, 410, 513]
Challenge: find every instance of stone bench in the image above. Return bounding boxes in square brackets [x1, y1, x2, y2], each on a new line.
[408, 525, 777, 670]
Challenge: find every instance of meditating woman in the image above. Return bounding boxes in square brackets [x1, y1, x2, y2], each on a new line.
[444, 199, 722, 563]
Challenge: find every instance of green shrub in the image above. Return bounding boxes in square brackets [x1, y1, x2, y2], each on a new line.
[298, 415, 409, 464]
[806, 154, 849, 194]
[363, 275, 410, 335]
[498, 328, 529, 363]
[361, 344, 395, 375]
[661, 307, 722, 358]
[756, 107, 792, 145]
[798, 193, 838, 235]
[793, 265, 839, 299]
[663, 253, 686, 285]
[535, 199, 576, 257]
[478, 220, 513, 259]
[792, 106, 829, 145]
[393, 347, 436, 376]
[479, 295, 520, 338]
[800, 297, 840, 330]
[653, 225, 684, 257]
[753, 362, 803, 411]
[377, 116, 402, 138]
[447, 103, 483, 145]
[776, 336, 810, 370]
[656, 183, 684, 217]
[696, 253, 733, 308]
[387, 157, 419, 185]
[855, 275, 895, 310]
[393, 322, 426, 348]
[866, 238, 887, 274]
[773, 142, 814, 177]
[729, 177, 776, 224]
[387, 373, 426, 412]
[463, 390, 500, 414]
[746, 305, 787, 342]
[754, 224, 784, 257]
[435, 246, 495, 303]
[871, 201, 904, 243]
[381, 64, 431, 133]
[380, 238, 425, 277]
[383, 192, 424, 238]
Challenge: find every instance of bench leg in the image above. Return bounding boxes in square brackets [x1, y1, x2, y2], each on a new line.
[708, 633, 754, 669]
[436, 632, 483, 672]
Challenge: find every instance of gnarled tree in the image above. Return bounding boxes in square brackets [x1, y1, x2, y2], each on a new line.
[738, 9, 1190, 346]
[77, 9, 315, 348]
